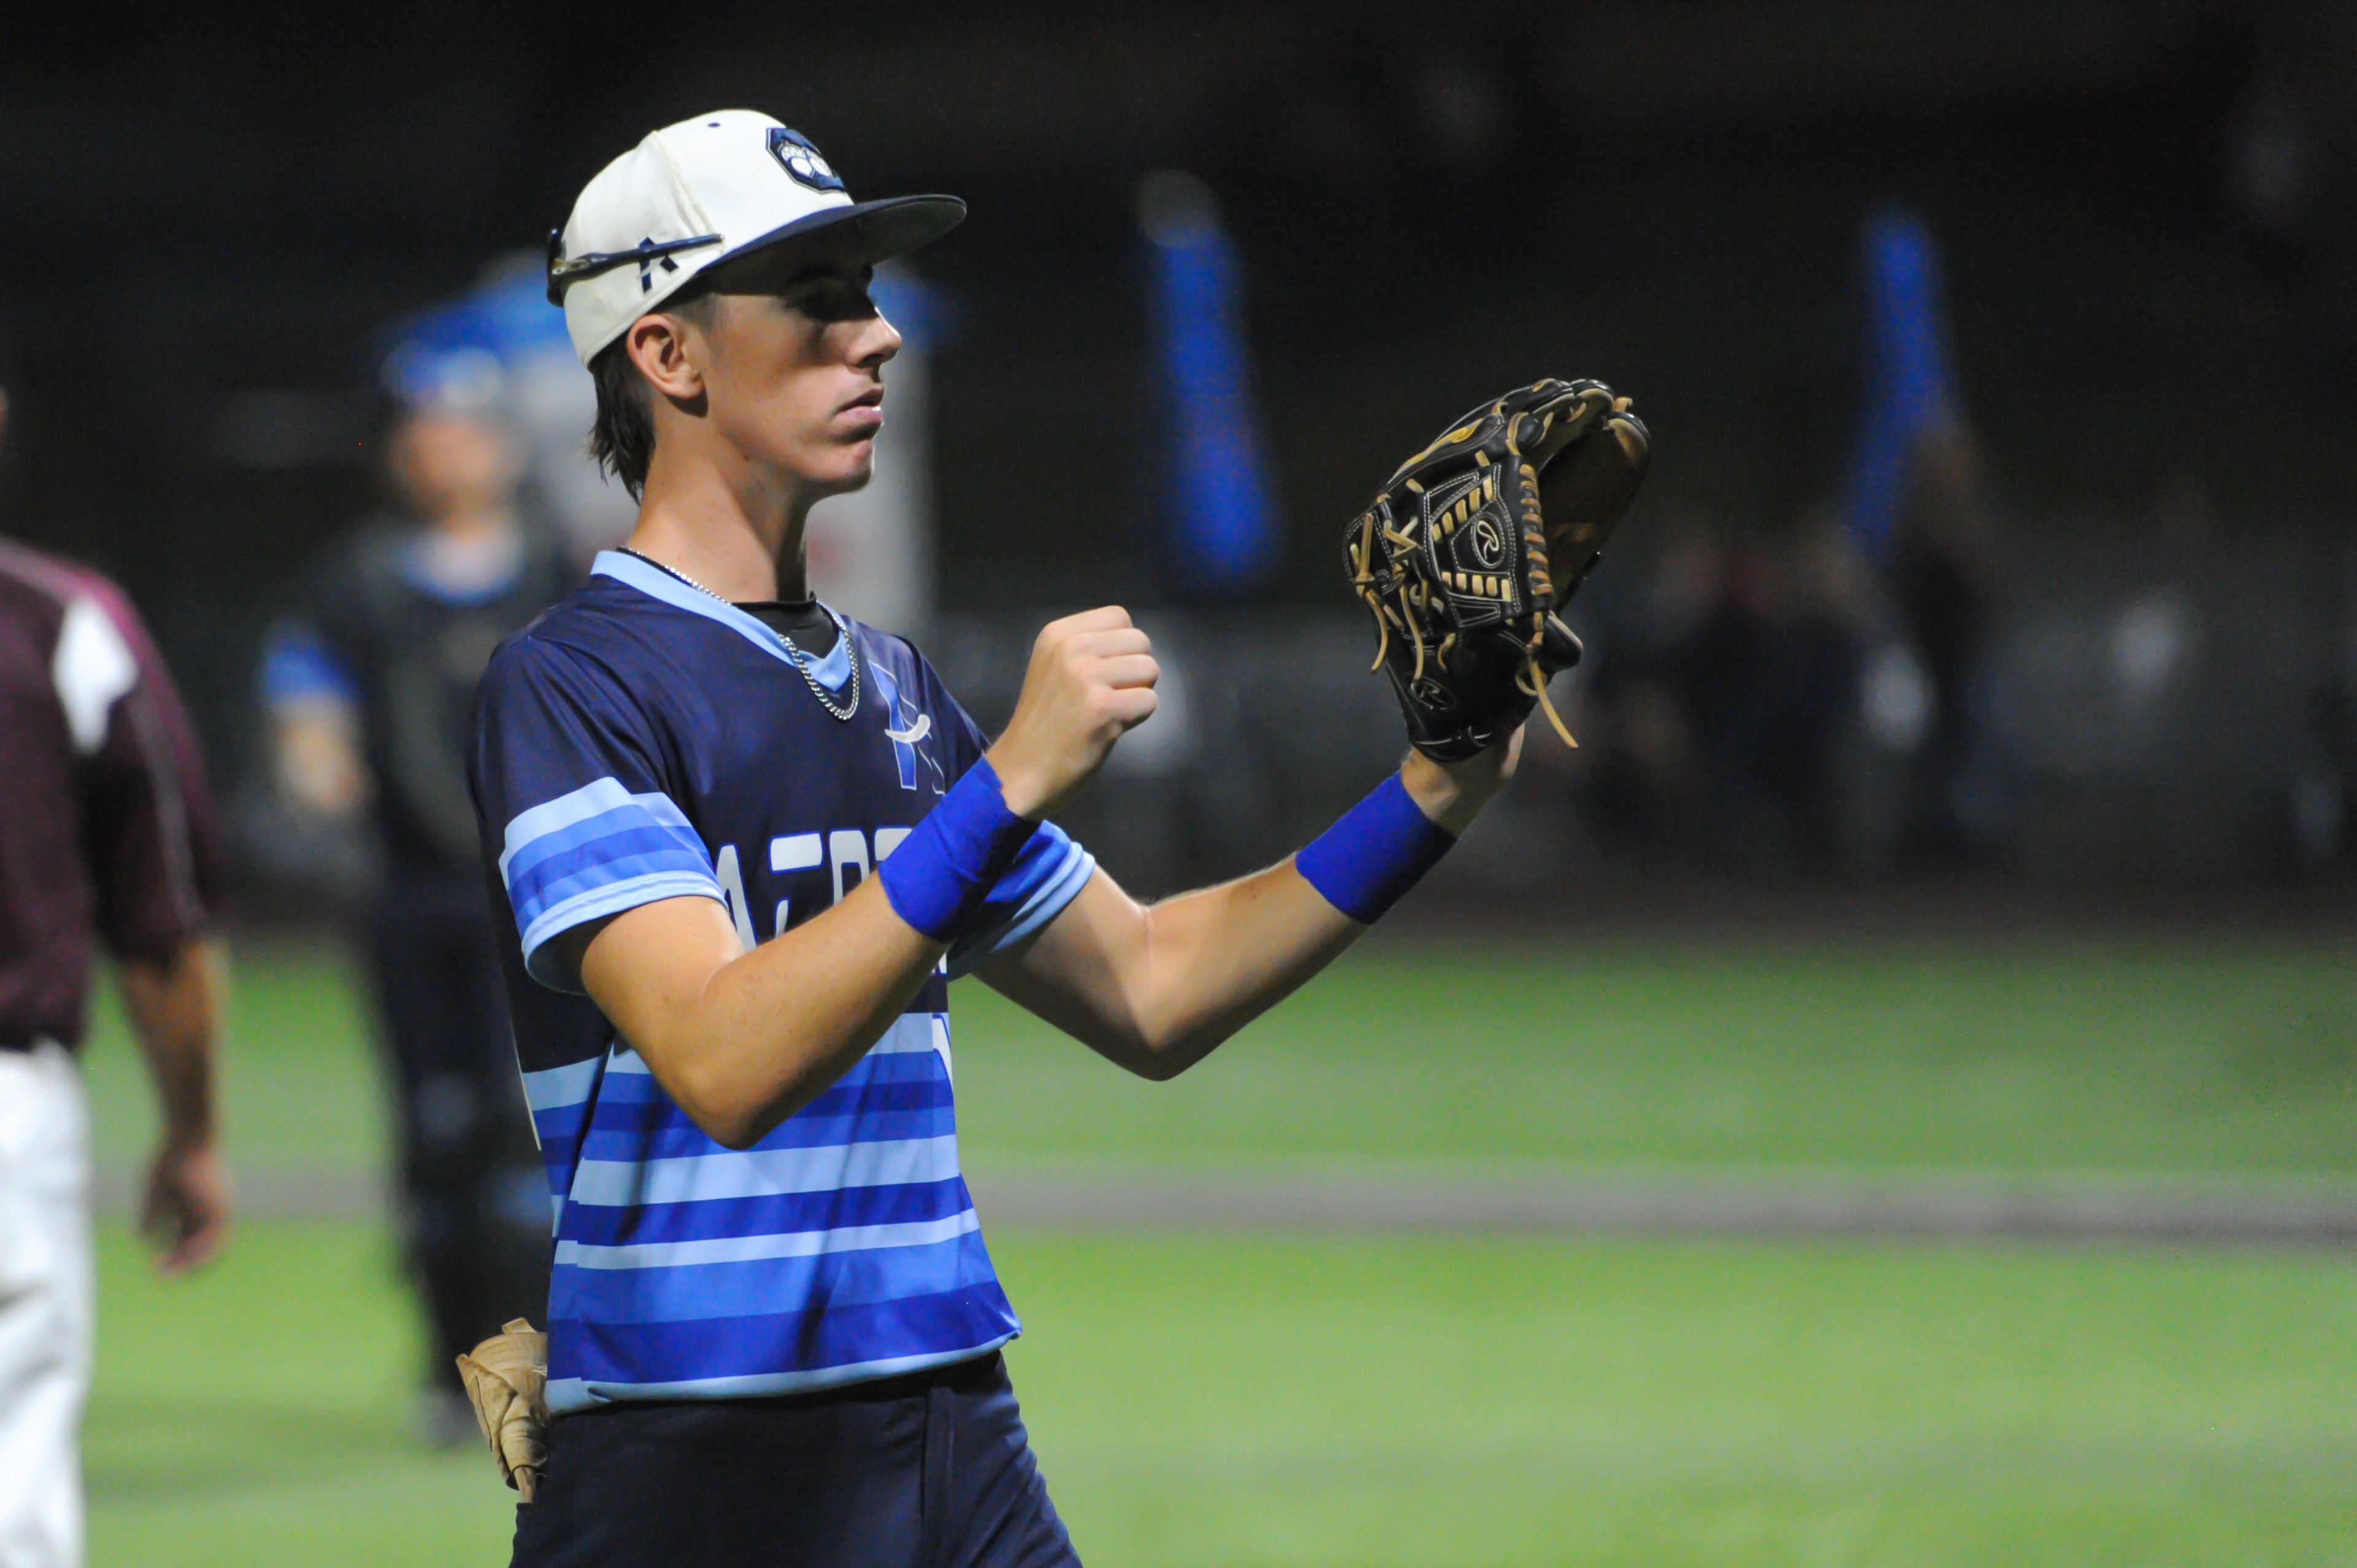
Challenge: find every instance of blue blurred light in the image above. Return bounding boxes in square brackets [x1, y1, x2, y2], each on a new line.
[1844, 206, 1960, 562]
[381, 256, 573, 412]
[1144, 184, 1279, 597]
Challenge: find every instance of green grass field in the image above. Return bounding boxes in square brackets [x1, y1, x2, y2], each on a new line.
[76, 931, 2357, 1564]
[90, 1224, 2357, 1567]
[83, 932, 2357, 1177]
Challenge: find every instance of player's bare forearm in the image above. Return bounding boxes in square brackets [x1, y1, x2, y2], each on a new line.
[578, 880, 948, 1149]
[980, 862, 1356, 1078]
[983, 738, 1519, 1077]
[118, 937, 230, 1273]
[119, 938, 225, 1152]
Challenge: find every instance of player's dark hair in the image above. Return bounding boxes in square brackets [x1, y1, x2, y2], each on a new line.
[588, 284, 718, 501]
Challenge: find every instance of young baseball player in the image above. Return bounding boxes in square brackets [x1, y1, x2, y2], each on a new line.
[476, 110, 1517, 1567]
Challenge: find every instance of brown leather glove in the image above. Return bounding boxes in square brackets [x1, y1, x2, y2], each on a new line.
[1345, 379, 1650, 759]
[455, 1318, 550, 1502]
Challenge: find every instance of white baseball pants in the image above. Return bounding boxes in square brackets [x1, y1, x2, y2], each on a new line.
[0, 1044, 91, 1568]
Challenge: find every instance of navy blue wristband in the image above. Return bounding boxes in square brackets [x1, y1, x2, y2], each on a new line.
[878, 759, 1039, 941]
[1293, 773, 1458, 925]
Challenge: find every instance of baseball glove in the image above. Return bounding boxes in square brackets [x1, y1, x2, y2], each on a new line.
[456, 1318, 550, 1502]
[1346, 379, 1649, 759]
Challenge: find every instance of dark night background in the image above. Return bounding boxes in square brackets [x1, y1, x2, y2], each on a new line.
[6, 1, 2356, 890]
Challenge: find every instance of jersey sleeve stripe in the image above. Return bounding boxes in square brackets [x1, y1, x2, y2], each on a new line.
[520, 873, 727, 987]
[500, 777, 723, 987]
[511, 835, 719, 922]
[991, 841, 1096, 951]
[500, 776, 676, 877]
[945, 832, 1097, 977]
[501, 794, 703, 894]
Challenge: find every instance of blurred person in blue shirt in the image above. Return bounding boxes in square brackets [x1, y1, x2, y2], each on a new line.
[260, 366, 573, 1442]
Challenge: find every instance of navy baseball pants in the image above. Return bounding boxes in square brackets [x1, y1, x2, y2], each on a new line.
[508, 1351, 1081, 1567]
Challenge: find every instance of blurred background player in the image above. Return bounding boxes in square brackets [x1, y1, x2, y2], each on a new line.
[0, 374, 230, 1568]
[258, 344, 572, 1442]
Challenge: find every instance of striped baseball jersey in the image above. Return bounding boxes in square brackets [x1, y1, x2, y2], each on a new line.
[468, 550, 1094, 1413]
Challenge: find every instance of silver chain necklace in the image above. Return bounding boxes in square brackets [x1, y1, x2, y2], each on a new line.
[621, 547, 860, 722]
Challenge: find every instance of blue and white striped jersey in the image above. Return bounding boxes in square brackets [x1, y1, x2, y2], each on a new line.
[469, 550, 1094, 1414]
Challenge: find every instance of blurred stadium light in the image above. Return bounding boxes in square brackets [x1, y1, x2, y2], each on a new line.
[1843, 205, 1962, 565]
[1136, 169, 1281, 600]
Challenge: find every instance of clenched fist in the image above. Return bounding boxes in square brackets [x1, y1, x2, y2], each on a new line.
[987, 608, 1159, 820]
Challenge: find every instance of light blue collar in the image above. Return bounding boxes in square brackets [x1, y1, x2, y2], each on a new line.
[592, 550, 855, 693]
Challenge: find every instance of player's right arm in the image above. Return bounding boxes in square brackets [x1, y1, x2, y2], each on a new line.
[575, 881, 939, 1149]
[118, 940, 230, 1274]
[516, 608, 1155, 1149]
[70, 577, 232, 1272]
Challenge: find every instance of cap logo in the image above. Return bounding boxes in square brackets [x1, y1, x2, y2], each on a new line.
[767, 128, 846, 193]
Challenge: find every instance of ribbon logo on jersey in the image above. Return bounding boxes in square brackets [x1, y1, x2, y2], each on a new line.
[869, 664, 943, 794]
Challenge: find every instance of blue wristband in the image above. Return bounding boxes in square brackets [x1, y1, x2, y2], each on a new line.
[1293, 773, 1457, 925]
[879, 759, 1040, 942]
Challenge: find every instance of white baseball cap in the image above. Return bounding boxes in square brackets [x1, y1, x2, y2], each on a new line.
[547, 109, 966, 366]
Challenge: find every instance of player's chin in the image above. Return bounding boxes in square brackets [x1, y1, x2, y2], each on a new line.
[809, 439, 878, 492]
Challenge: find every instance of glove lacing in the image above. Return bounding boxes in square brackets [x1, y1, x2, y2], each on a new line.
[1349, 498, 1577, 751]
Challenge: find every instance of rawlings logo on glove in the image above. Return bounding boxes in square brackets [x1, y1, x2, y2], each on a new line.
[1347, 379, 1650, 760]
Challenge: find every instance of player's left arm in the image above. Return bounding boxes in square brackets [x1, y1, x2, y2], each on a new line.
[977, 736, 1516, 1078]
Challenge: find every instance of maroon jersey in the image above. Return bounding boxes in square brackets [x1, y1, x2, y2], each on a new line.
[0, 540, 225, 1049]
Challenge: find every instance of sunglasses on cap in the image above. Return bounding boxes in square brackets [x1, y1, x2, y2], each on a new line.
[544, 230, 725, 306]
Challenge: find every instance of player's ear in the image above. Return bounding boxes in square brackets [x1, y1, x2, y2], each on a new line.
[624, 312, 706, 404]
